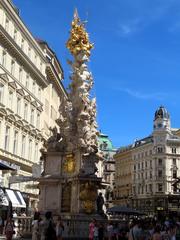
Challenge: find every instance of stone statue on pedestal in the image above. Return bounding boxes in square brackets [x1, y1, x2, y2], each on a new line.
[38, 9, 102, 224]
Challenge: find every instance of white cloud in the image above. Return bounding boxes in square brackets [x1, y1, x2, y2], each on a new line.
[117, 88, 169, 100]
[117, 18, 141, 36]
[115, 1, 180, 37]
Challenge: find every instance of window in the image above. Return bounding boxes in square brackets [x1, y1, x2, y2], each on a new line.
[134, 165, 136, 171]
[145, 161, 147, 168]
[24, 103, 28, 120]
[173, 170, 177, 179]
[4, 126, 10, 151]
[5, 16, 9, 31]
[28, 46, 31, 58]
[11, 60, 15, 75]
[150, 171, 152, 179]
[21, 135, 26, 157]
[2, 51, 6, 67]
[138, 163, 140, 170]
[45, 99, 49, 114]
[157, 147, 163, 153]
[149, 150, 152, 155]
[32, 81, 36, 93]
[0, 83, 4, 103]
[172, 148, 176, 154]
[149, 184, 152, 193]
[13, 28, 17, 41]
[17, 97, 21, 115]
[21, 38, 24, 50]
[141, 186, 144, 194]
[8, 91, 13, 109]
[34, 55, 37, 65]
[19, 67, 23, 82]
[158, 170, 162, 178]
[40, 62, 42, 72]
[158, 158, 162, 166]
[13, 130, 18, 154]
[141, 162, 144, 169]
[36, 113, 40, 128]
[28, 139, 32, 160]
[38, 88, 41, 100]
[25, 74, 29, 88]
[150, 160, 152, 168]
[173, 158, 176, 166]
[158, 184, 163, 192]
[30, 108, 34, 125]
[35, 143, 38, 161]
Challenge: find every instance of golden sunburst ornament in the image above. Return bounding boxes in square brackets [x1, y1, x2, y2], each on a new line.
[66, 8, 93, 57]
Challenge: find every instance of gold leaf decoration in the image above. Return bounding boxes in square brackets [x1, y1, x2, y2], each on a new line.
[66, 9, 93, 57]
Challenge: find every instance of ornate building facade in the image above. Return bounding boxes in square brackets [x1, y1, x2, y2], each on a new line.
[114, 106, 180, 215]
[0, 0, 67, 210]
[97, 133, 116, 208]
[113, 145, 133, 207]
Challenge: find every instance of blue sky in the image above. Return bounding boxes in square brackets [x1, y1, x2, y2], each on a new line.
[13, 0, 180, 148]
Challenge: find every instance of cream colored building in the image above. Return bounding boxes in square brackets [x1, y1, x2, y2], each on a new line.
[0, 0, 67, 210]
[113, 145, 133, 206]
[114, 106, 180, 216]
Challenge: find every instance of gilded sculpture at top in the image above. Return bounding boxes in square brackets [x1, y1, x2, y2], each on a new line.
[66, 9, 93, 57]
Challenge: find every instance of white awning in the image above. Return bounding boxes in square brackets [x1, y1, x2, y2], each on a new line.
[15, 191, 26, 208]
[5, 189, 26, 208]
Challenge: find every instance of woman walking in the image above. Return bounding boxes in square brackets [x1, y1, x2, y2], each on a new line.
[32, 212, 41, 240]
[56, 216, 64, 240]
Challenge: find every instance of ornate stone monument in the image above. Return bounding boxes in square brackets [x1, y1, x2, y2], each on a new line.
[38, 10, 102, 222]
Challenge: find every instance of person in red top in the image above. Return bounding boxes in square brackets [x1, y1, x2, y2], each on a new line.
[89, 218, 96, 240]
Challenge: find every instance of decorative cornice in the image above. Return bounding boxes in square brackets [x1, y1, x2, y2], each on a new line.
[0, 65, 43, 106]
[0, 107, 7, 116]
[17, 88, 25, 96]
[37, 106, 43, 112]
[46, 65, 68, 99]
[8, 81, 18, 89]
[0, 73, 9, 83]
[6, 113, 17, 122]
[31, 101, 38, 108]
[24, 95, 32, 102]
[0, 25, 48, 87]
[1, 0, 46, 62]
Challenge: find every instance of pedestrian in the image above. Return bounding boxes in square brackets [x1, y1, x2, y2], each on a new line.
[128, 219, 142, 240]
[32, 211, 41, 240]
[98, 223, 104, 240]
[56, 215, 64, 240]
[107, 222, 114, 240]
[89, 218, 96, 240]
[113, 223, 119, 240]
[152, 225, 162, 240]
[93, 221, 99, 240]
[40, 211, 56, 240]
[4, 217, 14, 240]
[0, 215, 4, 235]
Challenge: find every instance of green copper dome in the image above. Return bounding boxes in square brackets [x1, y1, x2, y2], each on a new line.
[98, 133, 114, 151]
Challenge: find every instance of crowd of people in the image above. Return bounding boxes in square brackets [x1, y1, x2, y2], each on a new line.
[32, 211, 64, 240]
[88, 217, 180, 240]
